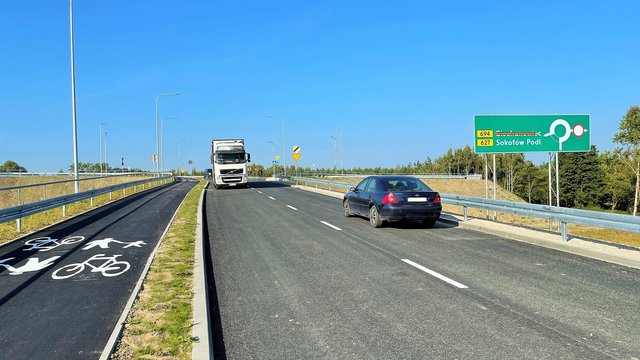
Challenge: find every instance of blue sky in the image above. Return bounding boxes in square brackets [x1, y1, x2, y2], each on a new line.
[1, 1, 638, 172]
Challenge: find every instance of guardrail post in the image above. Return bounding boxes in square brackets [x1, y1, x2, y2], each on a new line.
[463, 206, 468, 221]
[63, 205, 66, 217]
[16, 188, 22, 233]
[561, 221, 568, 242]
[90, 196, 93, 207]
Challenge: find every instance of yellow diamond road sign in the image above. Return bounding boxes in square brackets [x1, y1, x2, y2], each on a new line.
[292, 153, 301, 162]
[292, 145, 300, 154]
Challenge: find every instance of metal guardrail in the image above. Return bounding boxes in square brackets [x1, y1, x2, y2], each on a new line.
[281, 173, 482, 180]
[287, 176, 640, 242]
[0, 173, 165, 192]
[0, 176, 173, 232]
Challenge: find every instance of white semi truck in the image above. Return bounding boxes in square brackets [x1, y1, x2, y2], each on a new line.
[210, 139, 251, 188]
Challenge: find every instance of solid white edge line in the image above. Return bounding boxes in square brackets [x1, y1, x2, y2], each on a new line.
[100, 180, 195, 360]
[268, 196, 276, 200]
[192, 183, 212, 359]
[401, 259, 468, 289]
[286, 205, 298, 211]
[257, 191, 263, 194]
[321, 221, 342, 231]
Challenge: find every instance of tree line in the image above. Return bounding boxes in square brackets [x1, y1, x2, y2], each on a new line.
[4, 106, 639, 214]
[275, 106, 640, 215]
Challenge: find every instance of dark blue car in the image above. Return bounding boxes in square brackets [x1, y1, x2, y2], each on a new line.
[343, 175, 441, 228]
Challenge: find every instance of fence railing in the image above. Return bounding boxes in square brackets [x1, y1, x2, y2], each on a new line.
[287, 176, 640, 242]
[277, 173, 482, 180]
[0, 176, 173, 233]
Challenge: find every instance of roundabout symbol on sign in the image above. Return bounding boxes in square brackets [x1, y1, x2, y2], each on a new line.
[543, 119, 587, 151]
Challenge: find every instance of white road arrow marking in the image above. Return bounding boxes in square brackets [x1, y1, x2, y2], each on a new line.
[9, 256, 61, 275]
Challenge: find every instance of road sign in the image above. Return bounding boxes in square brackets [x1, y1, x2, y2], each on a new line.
[474, 115, 590, 153]
[292, 145, 300, 154]
[275, 155, 280, 161]
[292, 153, 301, 162]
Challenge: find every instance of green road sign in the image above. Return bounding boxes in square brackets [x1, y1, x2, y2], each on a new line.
[474, 115, 590, 153]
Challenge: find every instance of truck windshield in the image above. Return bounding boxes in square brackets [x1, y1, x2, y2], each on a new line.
[216, 153, 246, 164]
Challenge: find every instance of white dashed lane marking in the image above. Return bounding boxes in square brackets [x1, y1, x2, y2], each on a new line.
[402, 259, 468, 289]
[321, 221, 342, 231]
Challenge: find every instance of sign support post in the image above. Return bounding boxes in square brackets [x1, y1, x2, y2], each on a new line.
[549, 152, 553, 231]
[492, 154, 497, 221]
[484, 154, 489, 220]
[474, 114, 590, 229]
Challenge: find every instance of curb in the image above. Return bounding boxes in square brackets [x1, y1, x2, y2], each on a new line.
[99, 179, 190, 360]
[192, 182, 212, 359]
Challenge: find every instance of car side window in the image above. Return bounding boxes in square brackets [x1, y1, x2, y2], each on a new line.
[365, 178, 377, 192]
[355, 179, 369, 192]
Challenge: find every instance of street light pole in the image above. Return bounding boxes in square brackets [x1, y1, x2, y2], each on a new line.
[178, 139, 185, 176]
[268, 140, 275, 175]
[161, 117, 179, 173]
[99, 123, 107, 176]
[69, 0, 79, 193]
[104, 131, 108, 173]
[340, 129, 344, 175]
[155, 92, 181, 175]
[330, 135, 337, 173]
[266, 115, 286, 177]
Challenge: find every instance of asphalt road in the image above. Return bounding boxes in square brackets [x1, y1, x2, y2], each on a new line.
[0, 177, 196, 360]
[205, 179, 640, 359]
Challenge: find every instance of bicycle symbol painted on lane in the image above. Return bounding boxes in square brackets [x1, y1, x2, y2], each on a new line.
[52, 254, 131, 280]
[23, 236, 85, 252]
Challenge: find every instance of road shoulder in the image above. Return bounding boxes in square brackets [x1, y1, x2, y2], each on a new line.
[292, 184, 640, 270]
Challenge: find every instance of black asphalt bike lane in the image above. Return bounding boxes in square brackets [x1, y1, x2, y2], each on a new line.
[0, 177, 196, 360]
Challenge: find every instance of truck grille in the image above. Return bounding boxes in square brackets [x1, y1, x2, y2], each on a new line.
[221, 169, 244, 174]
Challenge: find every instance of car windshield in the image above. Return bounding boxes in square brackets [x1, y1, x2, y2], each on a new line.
[383, 178, 432, 192]
[216, 153, 246, 164]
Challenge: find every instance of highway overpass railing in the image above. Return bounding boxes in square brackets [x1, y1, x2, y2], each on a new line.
[287, 176, 640, 242]
[0, 175, 174, 233]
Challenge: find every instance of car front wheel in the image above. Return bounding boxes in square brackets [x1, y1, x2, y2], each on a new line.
[369, 206, 383, 228]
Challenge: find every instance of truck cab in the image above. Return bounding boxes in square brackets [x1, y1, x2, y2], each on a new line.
[211, 139, 251, 189]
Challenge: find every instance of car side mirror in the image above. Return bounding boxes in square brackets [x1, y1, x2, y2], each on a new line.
[349, 187, 356, 192]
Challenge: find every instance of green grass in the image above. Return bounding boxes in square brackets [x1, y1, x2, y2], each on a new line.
[111, 179, 205, 360]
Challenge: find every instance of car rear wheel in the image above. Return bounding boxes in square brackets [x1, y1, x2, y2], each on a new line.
[369, 206, 383, 228]
[343, 200, 353, 217]
[422, 219, 437, 228]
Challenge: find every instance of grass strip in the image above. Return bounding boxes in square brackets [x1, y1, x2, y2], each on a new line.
[111, 179, 205, 360]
